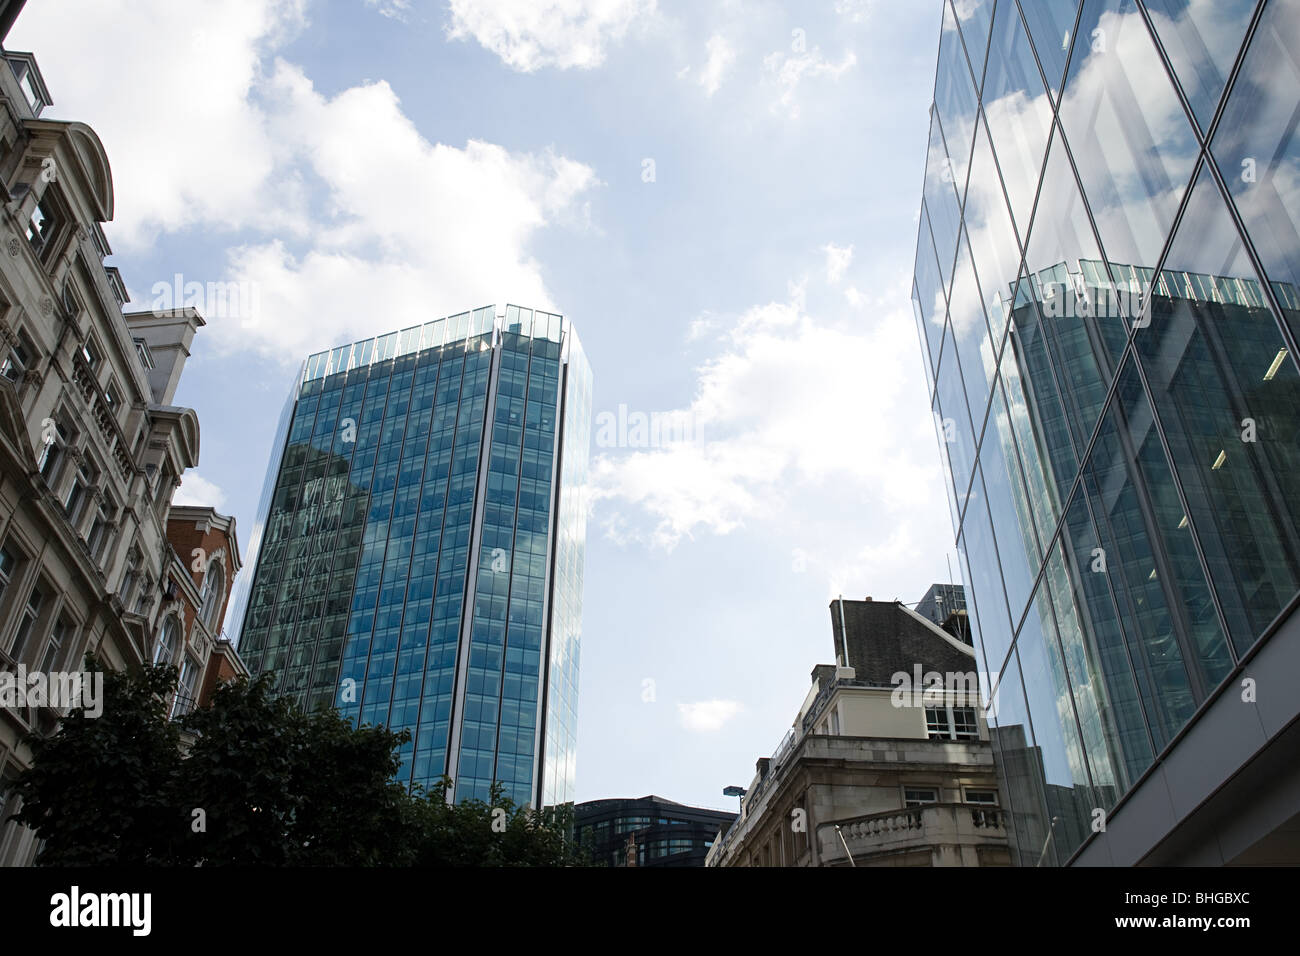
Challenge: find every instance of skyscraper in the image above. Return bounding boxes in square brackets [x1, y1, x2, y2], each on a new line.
[234, 305, 592, 809]
[913, 0, 1300, 864]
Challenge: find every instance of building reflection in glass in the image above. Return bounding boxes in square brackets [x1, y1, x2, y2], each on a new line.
[915, 0, 1300, 865]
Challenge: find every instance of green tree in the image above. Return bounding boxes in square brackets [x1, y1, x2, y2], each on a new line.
[11, 661, 590, 867]
[175, 672, 414, 866]
[12, 659, 182, 865]
[408, 779, 588, 867]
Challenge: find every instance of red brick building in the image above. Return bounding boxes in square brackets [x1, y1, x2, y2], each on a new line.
[159, 505, 246, 717]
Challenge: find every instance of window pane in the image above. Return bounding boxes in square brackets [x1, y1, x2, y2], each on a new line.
[961, 471, 1014, 674]
[935, 1, 980, 204]
[924, 114, 962, 292]
[987, 648, 1054, 865]
[1144, 0, 1258, 130]
[981, 0, 1053, 232]
[979, 401, 1042, 625]
[1137, 166, 1300, 657]
[952, 0, 994, 85]
[950, 228, 999, 433]
[915, 204, 948, 378]
[1211, 0, 1300, 341]
[935, 329, 977, 512]
[1058, 0, 1198, 268]
[1081, 358, 1229, 747]
[1003, 271, 1082, 499]
[1015, 590, 1095, 862]
[1021, 0, 1081, 99]
[1026, 126, 1127, 453]
[964, 115, 1022, 350]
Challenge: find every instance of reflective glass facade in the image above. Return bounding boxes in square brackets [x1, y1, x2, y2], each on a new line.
[235, 305, 592, 808]
[913, 0, 1300, 864]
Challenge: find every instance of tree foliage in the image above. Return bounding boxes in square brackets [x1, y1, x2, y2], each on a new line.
[11, 661, 589, 867]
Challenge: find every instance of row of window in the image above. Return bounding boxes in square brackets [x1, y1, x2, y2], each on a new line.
[902, 786, 998, 808]
[925, 705, 979, 741]
[0, 540, 77, 676]
[151, 614, 201, 720]
[34, 414, 120, 566]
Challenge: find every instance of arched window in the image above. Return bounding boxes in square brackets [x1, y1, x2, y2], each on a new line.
[199, 562, 225, 630]
[153, 615, 181, 665]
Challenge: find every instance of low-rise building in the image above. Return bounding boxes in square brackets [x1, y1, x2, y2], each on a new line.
[575, 795, 736, 867]
[707, 597, 1010, 867]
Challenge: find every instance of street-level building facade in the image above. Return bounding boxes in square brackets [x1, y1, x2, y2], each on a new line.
[0, 6, 237, 866]
[707, 598, 1010, 867]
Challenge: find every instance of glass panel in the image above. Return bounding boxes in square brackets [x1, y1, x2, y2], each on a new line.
[986, 649, 1053, 866]
[1056, 487, 1154, 796]
[998, 363, 1065, 558]
[1015, 590, 1096, 863]
[936, 0, 980, 206]
[1020, 0, 1081, 99]
[1002, 271, 1082, 499]
[916, 202, 949, 378]
[962, 471, 1014, 675]
[1025, 126, 1126, 452]
[1211, 0, 1300, 341]
[924, 115, 962, 292]
[978, 442, 1039, 632]
[1058, 0, 1198, 269]
[1138, 166, 1300, 658]
[964, 115, 1022, 350]
[1144, 0, 1257, 131]
[936, 328, 978, 512]
[981, 0, 1053, 232]
[1081, 358, 1228, 749]
[934, 393, 963, 534]
[958, 528, 992, 676]
[952, 0, 995, 86]
[912, 286, 936, 397]
[950, 228, 999, 433]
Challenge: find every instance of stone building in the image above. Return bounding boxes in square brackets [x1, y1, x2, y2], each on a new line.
[706, 597, 1010, 867]
[0, 2, 242, 865]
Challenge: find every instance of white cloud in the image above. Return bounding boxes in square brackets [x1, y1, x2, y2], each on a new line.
[12, 2, 599, 363]
[444, 0, 657, 72]
[215, 62, 598, 358]
[677, 699, 743, 732]
[823, 242, 853, 283]
[591, 264, 949, 560]
[698, 33, 736, 97]
[834, 0, 874, 23]
[9, 0, 307, 250]
[172, 472, 228, 510]
[762, 46, 857, 119]
[365, 0, 411, 19]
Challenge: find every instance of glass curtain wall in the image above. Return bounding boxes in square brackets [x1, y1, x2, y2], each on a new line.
[913, 0, 1300, 865]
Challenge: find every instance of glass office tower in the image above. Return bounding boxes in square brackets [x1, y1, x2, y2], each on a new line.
[235, 305, 592, 809]
[913, 0, 1300, 864]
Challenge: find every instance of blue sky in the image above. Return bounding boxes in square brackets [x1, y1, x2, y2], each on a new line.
[13, 0, 957, 812]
